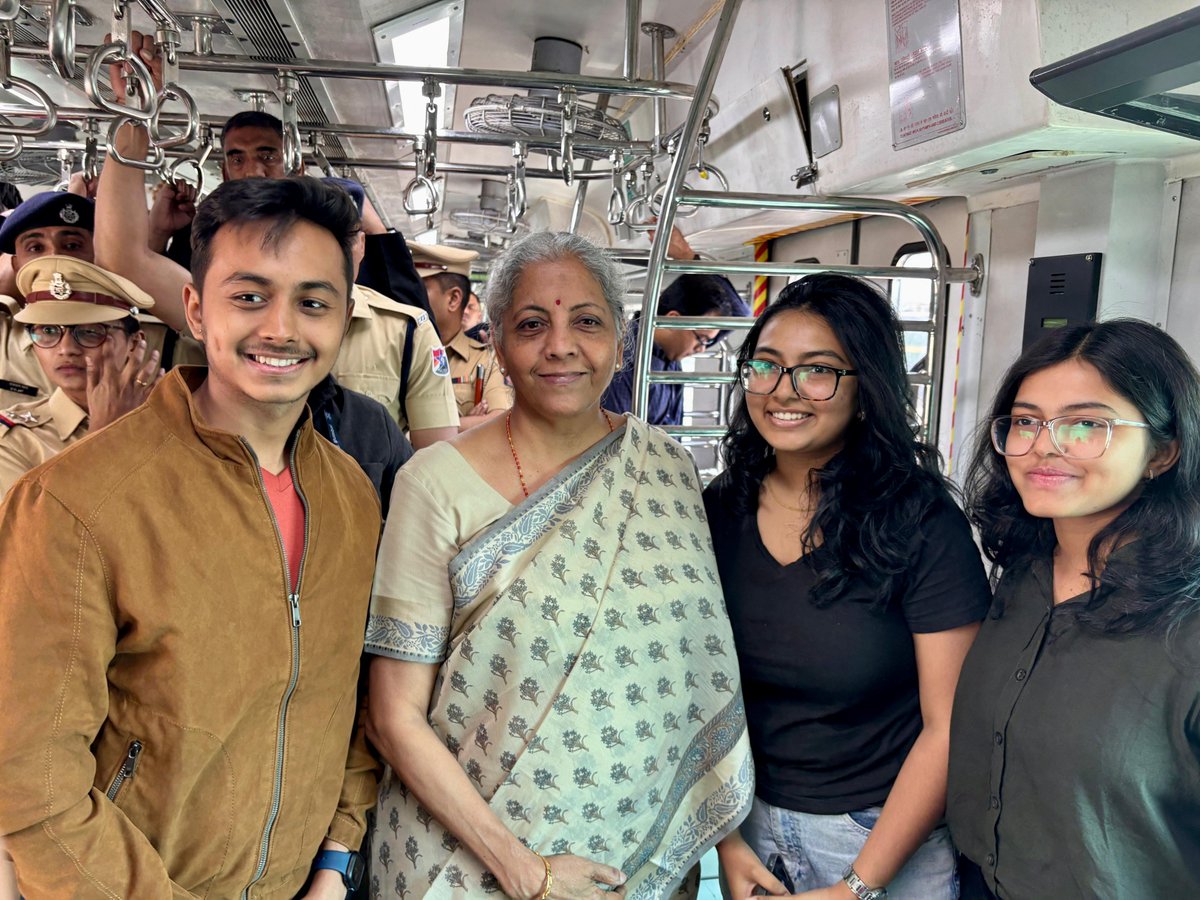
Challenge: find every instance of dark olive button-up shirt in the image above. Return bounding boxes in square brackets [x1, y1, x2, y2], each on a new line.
[947, 556, 1200, 898]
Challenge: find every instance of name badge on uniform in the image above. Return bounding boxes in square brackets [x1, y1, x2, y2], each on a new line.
[431, 347, 450, 377]
[0, 379, 39, 397]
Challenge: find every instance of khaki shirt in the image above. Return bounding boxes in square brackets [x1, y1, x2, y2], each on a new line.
[0, 387, 88, 498]
[333, 285, 459, 433]
[0, 296, 52, 408]
[444, 328, 511, 416]
[0, 298, 171, 409]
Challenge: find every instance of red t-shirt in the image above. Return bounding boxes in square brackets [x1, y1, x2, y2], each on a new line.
[261, 466, 304, 592]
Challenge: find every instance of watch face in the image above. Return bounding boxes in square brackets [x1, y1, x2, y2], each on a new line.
[347, 853, 366, 890]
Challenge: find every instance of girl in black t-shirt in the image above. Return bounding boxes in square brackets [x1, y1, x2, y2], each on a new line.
[705, 275, 990, 899]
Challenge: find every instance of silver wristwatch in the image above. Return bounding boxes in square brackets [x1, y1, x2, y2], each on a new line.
[842, 865, 888, 900]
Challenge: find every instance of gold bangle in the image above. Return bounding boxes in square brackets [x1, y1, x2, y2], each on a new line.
[534, 851, 553, 900]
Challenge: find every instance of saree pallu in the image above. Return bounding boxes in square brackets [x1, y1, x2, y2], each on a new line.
[366, 418, 752, 898]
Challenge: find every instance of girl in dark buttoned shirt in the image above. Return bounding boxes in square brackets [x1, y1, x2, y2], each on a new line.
[949, 319, 1200, 899]
[705, 275, 992, 900]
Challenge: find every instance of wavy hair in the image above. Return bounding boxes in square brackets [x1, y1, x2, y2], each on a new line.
[720, 273, 948, 608]
[964, 319, 1200, 636]
[484, 231, 626, 345]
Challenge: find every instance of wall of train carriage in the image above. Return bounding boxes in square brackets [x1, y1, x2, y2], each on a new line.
[624, 0, 1200, 480]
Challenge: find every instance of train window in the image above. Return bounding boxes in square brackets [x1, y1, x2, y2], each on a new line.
[786, 257, 820, 285]
[373, 1, 465, 131]
[890, 242, 935, 374]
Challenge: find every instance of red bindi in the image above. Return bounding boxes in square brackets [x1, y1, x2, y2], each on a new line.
[555, 298, 562, 306]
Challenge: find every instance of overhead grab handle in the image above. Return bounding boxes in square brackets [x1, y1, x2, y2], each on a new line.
[48, 0, 77, 80]
[607, 150, 626, 225]
[105, 116, 164, 170]
[506, 141, 527, 232]
[402, 173, 439, 217]
[0, 26, 58, 137]
[277, 71, 303, 175]
[165, 122, 211, 194]
[558, 86, 576, 186]
[84, 42, 156, 120]
[150, 82, 200, 149]
[0, 117, 23, 162]
[422, 78, 439, 180]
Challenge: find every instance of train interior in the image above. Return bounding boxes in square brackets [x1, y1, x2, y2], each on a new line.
[4, 0, 1200, 479]
[3, 1, 1200, 896]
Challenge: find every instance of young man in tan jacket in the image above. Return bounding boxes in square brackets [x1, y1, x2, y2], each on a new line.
[0, 177, 380, 898]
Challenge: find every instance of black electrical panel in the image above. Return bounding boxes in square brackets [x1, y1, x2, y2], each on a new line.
[1023, 252, 1103, 350]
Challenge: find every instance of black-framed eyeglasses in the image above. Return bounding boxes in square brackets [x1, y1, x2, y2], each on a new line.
[990, 414, 1149, 459]
[26, 323, 119, 349]
[692, 330, 721, 349]
[739, 359, 858, 401]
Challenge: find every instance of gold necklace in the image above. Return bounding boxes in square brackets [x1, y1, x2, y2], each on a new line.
[765, 474, 811, 514]
[507, 410, 615, 498]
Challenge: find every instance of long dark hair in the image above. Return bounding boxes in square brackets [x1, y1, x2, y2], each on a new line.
[964, 319, 1200, 636]
[720, 273, 948, 608]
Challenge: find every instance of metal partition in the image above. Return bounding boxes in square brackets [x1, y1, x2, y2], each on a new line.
[635, 190, 984, 442]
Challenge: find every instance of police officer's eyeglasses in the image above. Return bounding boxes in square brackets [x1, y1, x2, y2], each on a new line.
[26, 323, 118, 349]
[693, 330, 721, 349]
[739, 359, 858, 401]
[990, 414, 1150, 459]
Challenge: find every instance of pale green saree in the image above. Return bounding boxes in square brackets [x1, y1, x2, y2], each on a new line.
[365, 418, 752, 898]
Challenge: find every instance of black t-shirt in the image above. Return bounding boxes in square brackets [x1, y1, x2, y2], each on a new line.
[703, 472, 991, 814]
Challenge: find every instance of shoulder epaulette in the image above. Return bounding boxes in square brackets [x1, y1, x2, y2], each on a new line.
[0, 412, 16, 428]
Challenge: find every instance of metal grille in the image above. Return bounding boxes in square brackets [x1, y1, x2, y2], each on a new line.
[464, 93, 625, 159]
[220, 0, 346, 156]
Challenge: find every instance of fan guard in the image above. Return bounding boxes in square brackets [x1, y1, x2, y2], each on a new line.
[0, 150, 64, 185]
[448, 208, 530, 236]
[443, 236, 506, 262]
[463, 93, 625, 160]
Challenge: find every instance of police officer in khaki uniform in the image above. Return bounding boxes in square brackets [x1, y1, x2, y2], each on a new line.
[332, 283, 459, 449]
[410, 243, 510, 431]
[0, 257, 159, 498]
[0, 192, 171, 408]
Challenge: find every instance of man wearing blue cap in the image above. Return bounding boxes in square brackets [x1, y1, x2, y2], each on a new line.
[0, 193, 98, 408]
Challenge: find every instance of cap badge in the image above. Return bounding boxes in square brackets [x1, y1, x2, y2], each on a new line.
[49, 272, 72, 300]
[59, 204, 80, 225]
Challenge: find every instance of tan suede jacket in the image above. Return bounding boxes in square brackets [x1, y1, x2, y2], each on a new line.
[0, 368, 381, 898]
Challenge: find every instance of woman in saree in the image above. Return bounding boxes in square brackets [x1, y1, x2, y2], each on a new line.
[364, 231, 752, 900]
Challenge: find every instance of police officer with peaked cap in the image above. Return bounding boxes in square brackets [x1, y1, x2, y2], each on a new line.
[0, 256, 159, 498]
[410, 242, 510, 430]
[0, 192, 171, 408]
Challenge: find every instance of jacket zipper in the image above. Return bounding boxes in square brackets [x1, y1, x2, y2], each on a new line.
[240, 437, 311, 900]
[105, 739, 143, 802]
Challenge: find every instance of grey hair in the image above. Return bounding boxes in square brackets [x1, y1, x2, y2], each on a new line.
[484, 231, 627, 345]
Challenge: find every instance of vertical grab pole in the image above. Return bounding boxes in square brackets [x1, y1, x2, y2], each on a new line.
[632, 0, 742, 420]
[623, 0, 641, 80]
[896, 204, 952, 442]
[568, 93, 611, 234]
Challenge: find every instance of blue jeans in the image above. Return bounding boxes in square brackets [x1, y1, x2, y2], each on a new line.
[738, 796, 959, 899]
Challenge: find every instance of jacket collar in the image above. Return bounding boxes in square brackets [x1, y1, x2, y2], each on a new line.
[47, 387, 88, 441]
[150, 366, 317, 466]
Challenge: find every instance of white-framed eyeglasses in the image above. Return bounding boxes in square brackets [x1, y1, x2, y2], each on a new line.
[990, 414, 1149, 459]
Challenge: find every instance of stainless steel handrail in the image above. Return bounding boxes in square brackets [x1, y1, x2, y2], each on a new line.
[10, 44, 696, 100]
[635, 175, 986, 445]
[633, 0, 743, 418]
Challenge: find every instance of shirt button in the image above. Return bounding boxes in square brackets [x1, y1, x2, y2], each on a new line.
[994, 731, 1004, 746]
[989, 795, 999, 809]
[986, 853, 996, 867]
[1015, 668, 1027, 681]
